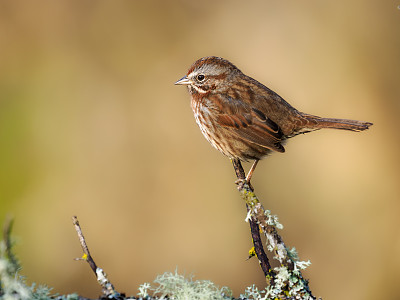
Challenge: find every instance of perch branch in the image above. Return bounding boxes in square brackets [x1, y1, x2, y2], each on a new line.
[72, 216, 121, 298]
[232, 159, 273, 282]
[232, 159, 316, 299]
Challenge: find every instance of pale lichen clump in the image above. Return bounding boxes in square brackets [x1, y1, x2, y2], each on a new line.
[138, 270, 232, 300]
[0, 223, 31, 300]
[0, 260, 31, 300]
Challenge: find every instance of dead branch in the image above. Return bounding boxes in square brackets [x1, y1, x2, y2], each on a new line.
[72, 216, 121, 299]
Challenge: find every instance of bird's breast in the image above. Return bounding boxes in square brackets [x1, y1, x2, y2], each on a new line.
[191, 97, 225, 151]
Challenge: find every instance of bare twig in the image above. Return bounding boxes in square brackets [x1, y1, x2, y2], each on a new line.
[72, 216, 121, 298]
[72, 216, 97, 274]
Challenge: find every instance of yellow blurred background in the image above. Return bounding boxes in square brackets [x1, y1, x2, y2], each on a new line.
[1, 0, 399, 299]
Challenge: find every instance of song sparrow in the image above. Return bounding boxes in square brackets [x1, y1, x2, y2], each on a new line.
[175, 56, 372, 182]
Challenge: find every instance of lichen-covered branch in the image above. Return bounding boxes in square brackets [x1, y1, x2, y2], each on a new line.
[232, 159, 316, 299]
[232, 159, 273, 283]
[1, 211, 318, 300]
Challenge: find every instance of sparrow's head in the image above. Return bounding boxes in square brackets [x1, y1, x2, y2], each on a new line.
[175, 56, 241, 94]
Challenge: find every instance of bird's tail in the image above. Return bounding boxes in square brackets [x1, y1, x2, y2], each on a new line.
[301, 113, 373, 132]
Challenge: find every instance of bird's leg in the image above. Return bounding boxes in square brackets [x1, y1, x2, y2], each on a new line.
[234, 159, 259, 190]
[246, 159, 259, 184]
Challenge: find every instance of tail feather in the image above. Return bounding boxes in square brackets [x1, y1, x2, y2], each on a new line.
[301, 113, 373, 132]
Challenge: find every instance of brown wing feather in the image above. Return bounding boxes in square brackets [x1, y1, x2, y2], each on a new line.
[215, 101, 285, 153]
[238, 75, 310, 136]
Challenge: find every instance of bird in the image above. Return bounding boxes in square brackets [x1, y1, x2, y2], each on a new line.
[175, 56, 372, 183]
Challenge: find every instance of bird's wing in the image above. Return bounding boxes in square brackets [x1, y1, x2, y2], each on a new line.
[210, 95, 285, 153]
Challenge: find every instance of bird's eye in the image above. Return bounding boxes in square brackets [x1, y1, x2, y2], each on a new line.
[197, 74, 205, 81]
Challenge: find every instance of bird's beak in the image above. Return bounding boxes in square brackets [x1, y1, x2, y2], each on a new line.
[174, 76, 191, 85]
